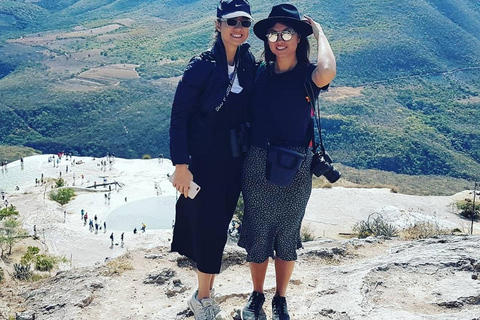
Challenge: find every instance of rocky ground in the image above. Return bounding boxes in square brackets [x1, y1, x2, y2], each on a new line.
[3, 236, 480, 320]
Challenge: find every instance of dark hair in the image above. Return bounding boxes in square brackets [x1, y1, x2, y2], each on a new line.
[211, 19, 222, 45]
[263, 22, 310, 64]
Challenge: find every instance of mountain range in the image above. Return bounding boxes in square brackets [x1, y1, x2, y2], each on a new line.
[0, 0, 480, 181]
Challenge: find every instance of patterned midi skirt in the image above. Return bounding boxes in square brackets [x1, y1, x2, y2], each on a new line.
[238, 145, 313, 263]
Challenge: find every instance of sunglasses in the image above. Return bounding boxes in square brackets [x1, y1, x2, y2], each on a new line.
[266, 30, 295, 43]
[220, 18, 252, 28]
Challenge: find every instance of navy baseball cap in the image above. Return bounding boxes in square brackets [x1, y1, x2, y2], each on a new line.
[217, 0, 252, 20]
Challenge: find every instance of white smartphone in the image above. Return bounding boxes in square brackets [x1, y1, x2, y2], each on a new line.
[168, 172, 201, 199]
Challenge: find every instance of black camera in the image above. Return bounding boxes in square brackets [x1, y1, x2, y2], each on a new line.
[230, 122, 250, 158]
[311, 151, 341, 183]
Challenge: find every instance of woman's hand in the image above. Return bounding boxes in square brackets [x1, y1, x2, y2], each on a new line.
[304, 15, 324, 40]
[173, 164, 193, 198]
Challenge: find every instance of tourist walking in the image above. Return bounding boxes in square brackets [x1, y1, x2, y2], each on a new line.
[110, 232, 114, 248]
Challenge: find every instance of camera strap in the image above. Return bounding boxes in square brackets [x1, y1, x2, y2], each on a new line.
[304, 82, 326, 155]
[215, 59, 239, 112]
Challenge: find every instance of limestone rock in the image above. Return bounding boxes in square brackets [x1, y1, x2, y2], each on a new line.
[12, 236, 480, 320]
[20, 268, 104, 320]
[16, 310, 36, 320]
[143, 268, 175, 285]
[165, 278, 187, 297]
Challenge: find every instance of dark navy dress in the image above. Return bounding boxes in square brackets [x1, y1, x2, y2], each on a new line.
[172, 90, 247, 274]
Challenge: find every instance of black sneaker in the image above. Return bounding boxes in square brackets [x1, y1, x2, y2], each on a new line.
[272, 296, 290, 320]
[241, 291, 267, 320]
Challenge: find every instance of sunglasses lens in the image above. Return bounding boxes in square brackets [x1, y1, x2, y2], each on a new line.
[282, 32, 293, 41]
[241, 20, 251, 28]
[267, 33, 278, 42]
[226, 19, 237, 26]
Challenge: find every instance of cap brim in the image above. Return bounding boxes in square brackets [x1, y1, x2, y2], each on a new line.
[222, 11, 253, 20]
[253, 17, 313, 40]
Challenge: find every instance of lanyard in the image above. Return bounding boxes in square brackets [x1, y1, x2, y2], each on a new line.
[215, 61, 239, 112]
[304, 82, 326, 155]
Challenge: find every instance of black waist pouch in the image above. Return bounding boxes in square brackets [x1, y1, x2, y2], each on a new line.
[266, 146, 306, 186]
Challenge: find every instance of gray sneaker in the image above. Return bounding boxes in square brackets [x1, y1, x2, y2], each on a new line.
[209, 288, 221, 316]
[242, 291, 267, 320]
[188, 291, 218, 320]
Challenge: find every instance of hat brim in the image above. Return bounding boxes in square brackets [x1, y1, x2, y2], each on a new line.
[222, 11, 253, 20]
[254, 17, 313, 40]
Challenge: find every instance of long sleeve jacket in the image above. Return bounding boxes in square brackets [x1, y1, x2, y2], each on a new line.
[169, 39, 255, 165]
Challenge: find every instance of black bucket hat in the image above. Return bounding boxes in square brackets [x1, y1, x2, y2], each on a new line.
[254, 4, 312, 40]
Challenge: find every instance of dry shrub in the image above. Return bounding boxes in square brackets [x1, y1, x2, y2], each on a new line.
[312, 177, 333, 188]
[353, 213, 398, 238]
[455, 200, 479, 221]
[301, 225, 315, 242]
[400, 222, 451, 240]
[102, 254, 134, 276]
[30, 273, 50, 281]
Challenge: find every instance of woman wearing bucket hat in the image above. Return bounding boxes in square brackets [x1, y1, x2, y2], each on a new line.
[169, 0, 255, 319]
[238, 4, 336, 320]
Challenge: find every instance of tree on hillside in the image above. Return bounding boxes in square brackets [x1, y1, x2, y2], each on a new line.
[49, 188, 75, 206]
[0, 218, 28, 258]
[0, 205, 19, 220]
[456, 200, 480, 221]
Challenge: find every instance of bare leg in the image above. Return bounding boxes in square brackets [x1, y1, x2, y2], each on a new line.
[274, 258, 295, 296]
[197, 270, 214, 300]
[210, 274, 216, 291]
[249, 260, 269, 293]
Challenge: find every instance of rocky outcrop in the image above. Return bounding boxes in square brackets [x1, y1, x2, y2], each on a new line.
[19, 268, 105, 319]
[144, 268, 176, 285]
[15, 236, 480, 320]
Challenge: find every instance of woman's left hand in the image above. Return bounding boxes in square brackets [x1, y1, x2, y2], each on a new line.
[304, 15, 324, 40]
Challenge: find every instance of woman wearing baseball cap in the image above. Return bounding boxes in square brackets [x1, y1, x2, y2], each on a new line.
[169, 0, 255, 319]
[238, 4, 336, 320]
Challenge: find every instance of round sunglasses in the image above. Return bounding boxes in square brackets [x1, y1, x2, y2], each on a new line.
[220, 18, 252, 28]
[266, 30, 296, 43]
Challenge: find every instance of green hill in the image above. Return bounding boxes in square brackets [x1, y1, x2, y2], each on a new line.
[0, 0, 479, 182]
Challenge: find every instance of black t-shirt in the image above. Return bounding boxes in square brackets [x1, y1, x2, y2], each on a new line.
[251, 62, 325, 148]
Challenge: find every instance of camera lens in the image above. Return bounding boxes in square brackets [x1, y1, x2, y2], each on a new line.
[324, 167, 341, 183]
